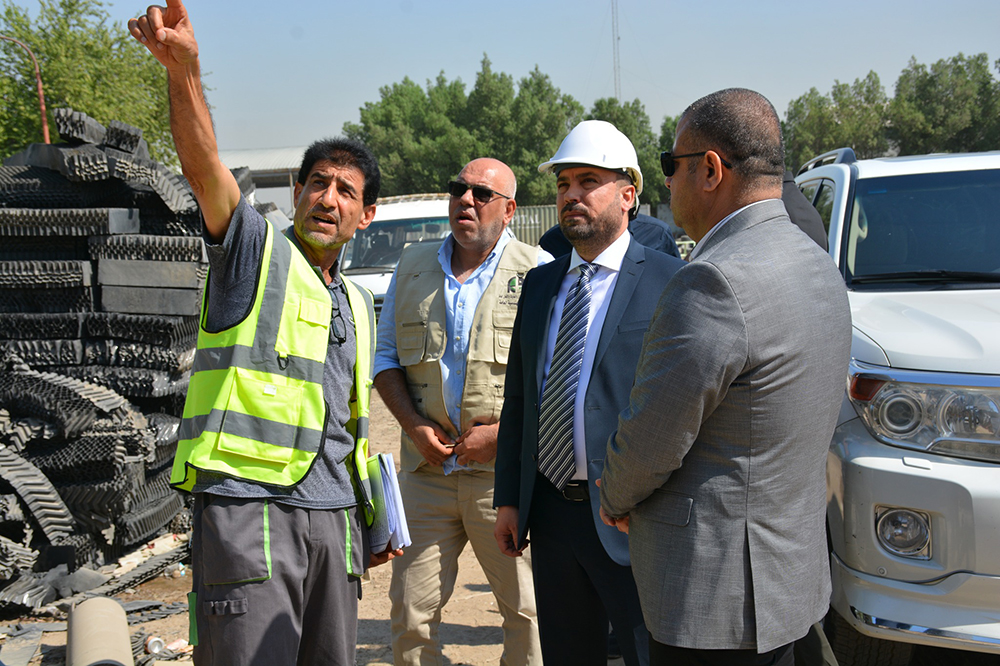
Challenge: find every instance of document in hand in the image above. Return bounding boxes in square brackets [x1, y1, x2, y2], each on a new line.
[366, 452, 411, 553]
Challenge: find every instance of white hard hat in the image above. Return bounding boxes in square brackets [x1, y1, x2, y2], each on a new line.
[538, 120, 643, 196]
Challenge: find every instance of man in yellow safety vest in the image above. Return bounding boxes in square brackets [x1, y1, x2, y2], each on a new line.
[129, 2, 401, 664]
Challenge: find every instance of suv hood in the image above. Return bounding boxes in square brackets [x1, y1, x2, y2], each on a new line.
[850, 290, 1000, 374]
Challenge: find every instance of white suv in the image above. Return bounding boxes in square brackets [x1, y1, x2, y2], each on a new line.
[340, 193, 450, 316]
[796, 149, 1000, 664]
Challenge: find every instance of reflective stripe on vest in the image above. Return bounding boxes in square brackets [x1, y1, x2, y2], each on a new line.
[174, 219, 375, 520]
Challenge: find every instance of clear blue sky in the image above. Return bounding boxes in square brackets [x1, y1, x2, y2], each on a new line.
[105, 0, 998, 152]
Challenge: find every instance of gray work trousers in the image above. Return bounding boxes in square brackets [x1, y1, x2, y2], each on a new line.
[189, 494, 367, 666]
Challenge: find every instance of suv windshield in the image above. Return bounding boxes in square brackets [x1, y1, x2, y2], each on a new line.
[844, 169, 1000, 287]
[341, 216, 450, 273]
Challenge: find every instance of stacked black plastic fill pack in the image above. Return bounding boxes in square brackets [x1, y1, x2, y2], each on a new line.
[0, 109, 257, 609]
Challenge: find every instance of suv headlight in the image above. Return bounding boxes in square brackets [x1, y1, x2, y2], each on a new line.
[848, 360, 1000, 463]
[875, 506, 931, 559]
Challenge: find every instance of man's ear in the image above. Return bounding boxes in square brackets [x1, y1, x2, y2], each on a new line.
[504, 197, 517, 224]
[619, 183, 637, 213]
[293, 181, 303, 207]
[358, 204, 377, 231]
[703, 151, 726, 192]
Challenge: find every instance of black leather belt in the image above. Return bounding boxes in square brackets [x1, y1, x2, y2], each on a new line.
[558, 480, 589, 502]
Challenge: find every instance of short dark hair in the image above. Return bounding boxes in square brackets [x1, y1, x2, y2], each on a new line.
[297, 138, 381, 206]
[680, 88, 784, 188]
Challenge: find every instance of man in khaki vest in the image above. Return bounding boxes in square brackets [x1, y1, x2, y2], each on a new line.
[374, 158, 550, 665]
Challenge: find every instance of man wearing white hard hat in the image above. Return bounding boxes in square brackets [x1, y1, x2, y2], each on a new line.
[494, 120, 685, 666]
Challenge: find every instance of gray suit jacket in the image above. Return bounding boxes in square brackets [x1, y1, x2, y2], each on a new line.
[600, 199, 852, 652]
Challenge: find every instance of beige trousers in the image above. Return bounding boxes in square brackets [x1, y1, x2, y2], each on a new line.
[390, 465, 541, 666]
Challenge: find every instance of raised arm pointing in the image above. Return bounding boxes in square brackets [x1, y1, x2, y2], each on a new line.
[128, 0, 239, 241]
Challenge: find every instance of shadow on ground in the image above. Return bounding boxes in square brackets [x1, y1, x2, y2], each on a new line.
[357, 616, 504, 665]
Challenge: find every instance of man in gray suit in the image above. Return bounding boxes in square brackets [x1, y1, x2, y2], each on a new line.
[599, 88, 852, 666]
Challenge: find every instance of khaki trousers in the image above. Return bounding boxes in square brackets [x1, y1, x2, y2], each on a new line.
[390, 465, 541, 666]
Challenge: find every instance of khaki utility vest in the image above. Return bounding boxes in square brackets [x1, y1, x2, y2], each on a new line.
[174, 222, 376, 523]
[394, 238, 537, 472]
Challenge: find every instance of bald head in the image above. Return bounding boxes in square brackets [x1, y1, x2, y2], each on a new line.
[680, 88, 784, 193]
[460, 158, 517, 199]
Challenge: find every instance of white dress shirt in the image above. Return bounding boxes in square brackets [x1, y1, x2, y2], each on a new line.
[541, 229, 631, 480]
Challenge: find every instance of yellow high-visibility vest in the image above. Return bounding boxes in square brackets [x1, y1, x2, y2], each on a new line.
[173, 221, 375, 523]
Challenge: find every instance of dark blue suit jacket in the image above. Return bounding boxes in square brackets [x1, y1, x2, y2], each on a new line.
[494, 237, 684, 566]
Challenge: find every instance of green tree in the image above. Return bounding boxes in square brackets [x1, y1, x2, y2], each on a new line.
[506, 67, 583, 205]
[345, 58, 583, 205]
[344, 75, 479, 195]
[783, 72, 889, 172]
[889, 53, 1000, 155]
[0, 0, 173, 162]
[830, 72, 890, 159]
[784, 87, 835, 172]
[586, 98, 664, 207]
[659, 114, 679, 153]
[464, 55, 515, 159]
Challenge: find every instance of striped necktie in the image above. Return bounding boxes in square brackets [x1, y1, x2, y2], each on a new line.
[537, 262, 597, 490]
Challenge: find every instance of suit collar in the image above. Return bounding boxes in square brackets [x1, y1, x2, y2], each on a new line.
[693, 198, 788, 260]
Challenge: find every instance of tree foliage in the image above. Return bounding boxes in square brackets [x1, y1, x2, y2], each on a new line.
[889, 53, 1000, 155]
[0, 0, 173, 162]
[659, 115, 679, 153]
[348, 51, 998, 204]
[784, 54, 1000, 171]
[505, 67, 584, 205]
[784, 72, 889, 172]
[345, 56, 582, 205]
[343, 75, 475, 196]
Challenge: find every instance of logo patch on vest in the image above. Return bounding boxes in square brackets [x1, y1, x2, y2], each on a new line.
[498, 273, 525, 307]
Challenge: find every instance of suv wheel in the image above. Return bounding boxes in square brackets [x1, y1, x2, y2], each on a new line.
[824, 610, 913, 666]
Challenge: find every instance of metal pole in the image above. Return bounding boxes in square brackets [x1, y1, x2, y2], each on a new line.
[611, 0, 621, 102]
[0, 34, 51, 143]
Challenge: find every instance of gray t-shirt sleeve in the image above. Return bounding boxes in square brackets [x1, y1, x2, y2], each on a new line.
[203, 196, 267, 332]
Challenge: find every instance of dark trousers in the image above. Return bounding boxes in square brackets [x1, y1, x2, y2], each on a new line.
[190, 494, 365, 666]
[650, 637, 795, 666]
[528, 474, 649, 666]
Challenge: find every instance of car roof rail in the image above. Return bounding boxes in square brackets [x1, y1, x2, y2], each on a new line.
[796, 147, 857, 176]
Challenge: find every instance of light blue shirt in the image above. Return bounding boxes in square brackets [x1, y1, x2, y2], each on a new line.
[374, 232, 552, 471]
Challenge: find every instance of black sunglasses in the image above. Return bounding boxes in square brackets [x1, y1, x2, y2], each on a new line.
[329, 293, 347, 345]
[660, 151, 733, 177]
[447, 181, 511, 204]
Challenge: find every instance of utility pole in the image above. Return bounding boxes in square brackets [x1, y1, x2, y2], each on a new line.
[0, 34, 51, 144]
[611, 0, 621, 101]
